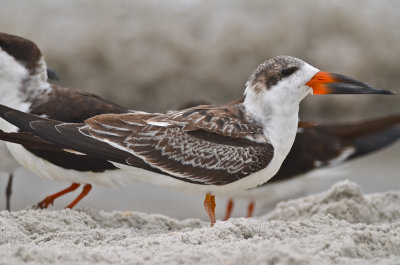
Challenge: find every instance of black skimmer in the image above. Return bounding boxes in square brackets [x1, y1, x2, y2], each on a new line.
[0, 55, 394, 225]
[0, 32, 132, 209]
[222, 114, 400, 220]
[1, 67, 59, 211]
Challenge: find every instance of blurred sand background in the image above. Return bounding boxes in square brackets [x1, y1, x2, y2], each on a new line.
[0, 0, 399, 219]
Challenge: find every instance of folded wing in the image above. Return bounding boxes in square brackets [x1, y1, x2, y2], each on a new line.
[0, 103, 274, 185]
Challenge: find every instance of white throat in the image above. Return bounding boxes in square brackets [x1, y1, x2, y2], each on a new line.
[243, 86, 300, 160]
[22, 57, 51, 99]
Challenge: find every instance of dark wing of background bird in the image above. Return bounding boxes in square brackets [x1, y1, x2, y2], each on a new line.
[267, 115, 400, 185]
[29, 84, 129, 122]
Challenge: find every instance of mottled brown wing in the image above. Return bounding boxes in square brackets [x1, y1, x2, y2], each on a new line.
[148, 104, 267, 141]
[85, 110, 274, 185]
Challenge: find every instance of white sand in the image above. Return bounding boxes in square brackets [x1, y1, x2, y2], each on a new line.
[1, 180, 400, 265]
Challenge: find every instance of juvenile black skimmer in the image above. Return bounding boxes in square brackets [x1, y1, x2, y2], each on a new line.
[222, 114, 400, 219]
[0, 55, 393, 225]
[0, 32, 131, 209]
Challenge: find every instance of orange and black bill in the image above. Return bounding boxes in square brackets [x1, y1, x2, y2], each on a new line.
[306, 71, 395, 95]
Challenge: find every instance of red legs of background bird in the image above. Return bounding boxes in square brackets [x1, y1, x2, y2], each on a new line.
[5, 173, 13, 211]
[224, 199, 234, 221]
[65, 184, 92, 209]
[247, 200, 255, 218]
[223, 199, 255, 220]
[37, 183, 80, 209]
[204, 193, 216, 227]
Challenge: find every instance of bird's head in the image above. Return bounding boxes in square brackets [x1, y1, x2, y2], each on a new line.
[0, 33, 60, 98]
[244, 55, 394, 106]
[0, 32, 44, 78]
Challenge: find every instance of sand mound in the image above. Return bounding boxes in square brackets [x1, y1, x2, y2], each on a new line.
[1, 181, 400, 265]
[267, 180, 400, 224]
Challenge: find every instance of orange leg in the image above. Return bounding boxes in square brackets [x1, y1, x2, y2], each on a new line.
[37, 183, 80, 209]
[224, 199, 234, 221]
[247, 200, 255, 218]
[65, 184, 92, 209]
[204, 193, 216, 227]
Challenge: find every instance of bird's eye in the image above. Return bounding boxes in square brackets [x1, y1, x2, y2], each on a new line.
[281, 66, 298, 77]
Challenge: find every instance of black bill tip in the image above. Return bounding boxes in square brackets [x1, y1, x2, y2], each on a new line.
[327, 82, 396, 95]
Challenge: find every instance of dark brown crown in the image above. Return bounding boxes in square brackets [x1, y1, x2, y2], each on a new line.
[247, 55, 303, 92]
[0, 32, 42, 74]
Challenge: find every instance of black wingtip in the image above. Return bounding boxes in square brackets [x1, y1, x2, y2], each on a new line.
[0, 104, 14, 117]
[350, 125, 400, 158]
[375, 89, 396, 95]
[388, 90, 396, 95]
[0, 104, 60, 134]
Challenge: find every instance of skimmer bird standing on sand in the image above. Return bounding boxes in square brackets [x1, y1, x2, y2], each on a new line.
[0, 35, 61, 211]
[0, 32, 134, 209]
[0, 55, 394, 226]
[176, 102, 400, 219]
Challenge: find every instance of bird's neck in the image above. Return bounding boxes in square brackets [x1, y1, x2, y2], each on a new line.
[21, 57, 51, 102]
[0, 58, 50, 112]
[243, 89, 299, 159]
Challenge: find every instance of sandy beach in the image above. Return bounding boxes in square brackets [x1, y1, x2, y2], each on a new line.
[0, 1, 399, 264]
[1, 180, 400, 265]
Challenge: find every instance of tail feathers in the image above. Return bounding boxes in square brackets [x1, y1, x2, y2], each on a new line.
[32, 120, 132, 164]
[0, 129, 120, 172]
[0, 104, 132, 165]
[350, 124, 400, 159]
[317, 114, 400, 139]
[0, 130, 57, 149]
